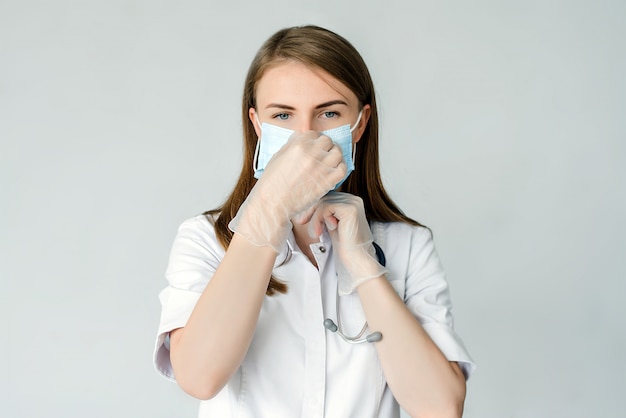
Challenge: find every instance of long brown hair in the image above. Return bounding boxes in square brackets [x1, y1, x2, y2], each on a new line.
[205, 25, 424, 295]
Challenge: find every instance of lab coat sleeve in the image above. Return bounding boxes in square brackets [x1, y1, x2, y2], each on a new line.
[404, 226, 476, 379]
[153, 215, 224, 381]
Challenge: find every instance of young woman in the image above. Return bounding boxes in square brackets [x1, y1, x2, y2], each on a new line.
[154, 25, 475, 417]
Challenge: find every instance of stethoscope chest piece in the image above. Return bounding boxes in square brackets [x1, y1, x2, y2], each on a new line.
[323, 318, 382, 344]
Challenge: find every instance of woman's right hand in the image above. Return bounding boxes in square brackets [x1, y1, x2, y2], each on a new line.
[229, 131, 347, 252]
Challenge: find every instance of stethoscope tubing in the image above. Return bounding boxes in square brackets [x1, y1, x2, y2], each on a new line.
[323, 240, 386, 344]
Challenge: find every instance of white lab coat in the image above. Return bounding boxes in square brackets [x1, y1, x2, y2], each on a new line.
[154, 215, 475, 417]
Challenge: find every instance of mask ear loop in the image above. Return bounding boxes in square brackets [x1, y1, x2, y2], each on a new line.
[253, 139, 261, 173]
[349, 109, 363, 134]
[349, 109, 364, 163]
[252, 113, 262, 173]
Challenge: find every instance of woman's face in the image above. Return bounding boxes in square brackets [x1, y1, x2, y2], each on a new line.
[250, 60, 370, 145]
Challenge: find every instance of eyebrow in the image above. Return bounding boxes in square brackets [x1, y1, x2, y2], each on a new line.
[265, 100, 349, 110]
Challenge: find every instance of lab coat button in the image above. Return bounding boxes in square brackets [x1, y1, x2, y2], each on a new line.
[319, 246, 326, 253]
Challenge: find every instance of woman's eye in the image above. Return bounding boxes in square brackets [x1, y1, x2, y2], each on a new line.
[273, 113, 290, 121]
[323, 111, 338, 119]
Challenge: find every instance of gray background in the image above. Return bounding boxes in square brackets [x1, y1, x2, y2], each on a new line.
[2, 1, 624, 417]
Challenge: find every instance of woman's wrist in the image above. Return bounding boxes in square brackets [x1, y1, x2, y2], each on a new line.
[336, 243, 388, 295]
[229, 195, 292, 253]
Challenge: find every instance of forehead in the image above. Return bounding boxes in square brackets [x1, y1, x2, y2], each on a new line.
[255, 60, 358, 107]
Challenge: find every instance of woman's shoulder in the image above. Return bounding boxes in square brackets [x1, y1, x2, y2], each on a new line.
[373, 220, 433, 242]
[177, 213, 215, 231]
[172, 213, 221, 248]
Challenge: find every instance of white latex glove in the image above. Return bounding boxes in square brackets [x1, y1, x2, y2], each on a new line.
[304, 192, 388, 295]
[229, 131, 347, 252]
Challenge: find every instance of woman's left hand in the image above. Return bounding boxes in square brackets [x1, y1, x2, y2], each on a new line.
[297, 192, 388, 295]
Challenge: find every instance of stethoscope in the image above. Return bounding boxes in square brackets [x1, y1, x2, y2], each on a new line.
[323, 241, 385, 344]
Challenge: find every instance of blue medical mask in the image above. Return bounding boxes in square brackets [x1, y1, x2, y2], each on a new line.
[253, 111, 363, 190]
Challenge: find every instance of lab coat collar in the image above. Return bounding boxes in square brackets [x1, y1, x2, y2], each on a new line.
[274, 236, 294, 268]
[274, 225, 332, 268]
